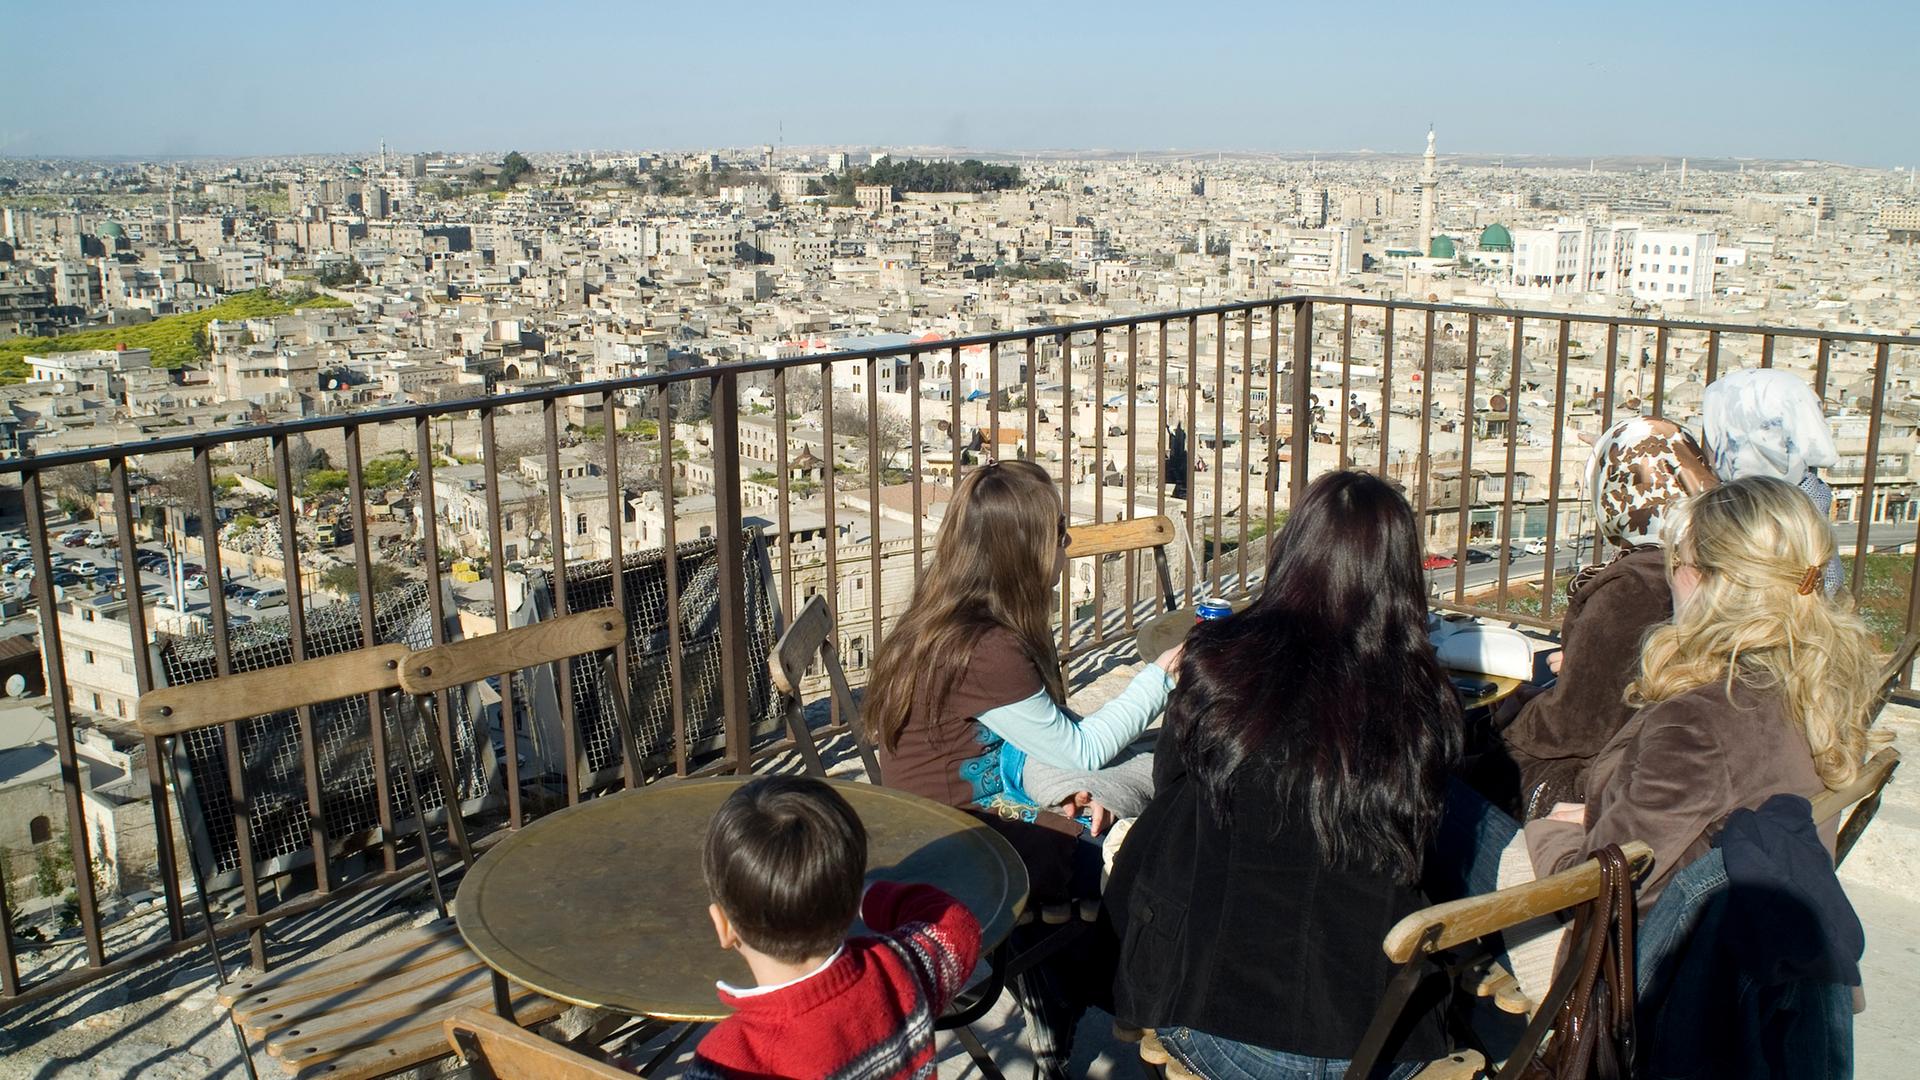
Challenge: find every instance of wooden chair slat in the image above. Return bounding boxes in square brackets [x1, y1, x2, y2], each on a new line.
[238, 950, 485, 1036]
[769, 592, 832, 696]
[1412, 1050, 1487, 1078]
[444, 1007, 637, 1080]
[264, 966, 556, 1062]
[1065, 514, 1177, 559]
[137, 644, 410, 736]
[1812, 746, 1900, 824]
[280, 994, 564, 1079]
[398, 607, 625, 694]
[219, 921, 464, 1011]
[1382, 840, 1654, 962]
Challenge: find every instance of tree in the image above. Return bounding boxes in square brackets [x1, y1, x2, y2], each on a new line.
[320, 561, 405, 597]
[579, 433, 661, 493]
[498, 151, 533, 190]
[833, 402, 912, 469]
[46, 463, 101, 517]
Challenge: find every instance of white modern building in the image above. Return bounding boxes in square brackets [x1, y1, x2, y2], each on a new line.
[1630, 229, 1717, 306]
[1504, 221, 1637, 298]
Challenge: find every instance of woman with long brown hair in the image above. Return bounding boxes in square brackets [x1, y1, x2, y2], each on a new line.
[1108, 471, 1463, 1078]
[865, 458, 1180, 1077]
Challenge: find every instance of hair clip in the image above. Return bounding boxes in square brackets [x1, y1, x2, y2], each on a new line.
[1797, 565, 1821, 596]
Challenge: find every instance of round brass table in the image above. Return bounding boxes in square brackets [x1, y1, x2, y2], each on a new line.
[456, 778, 1028, 1022]
[1135, 605, 1526, 711]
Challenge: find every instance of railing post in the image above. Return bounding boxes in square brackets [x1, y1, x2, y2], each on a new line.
[22, 469, 106, 967]
[1289, 300, 1314, 504]
[710, 372, 754, 774]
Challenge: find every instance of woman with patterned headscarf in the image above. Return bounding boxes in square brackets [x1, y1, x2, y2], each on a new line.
[1480, 416, 1719, 818]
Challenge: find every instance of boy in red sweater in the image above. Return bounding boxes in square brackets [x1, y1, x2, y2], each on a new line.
[689, 776, 983, 1080]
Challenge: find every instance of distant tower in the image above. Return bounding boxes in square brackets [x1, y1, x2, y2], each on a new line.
[166, 191, 178, 243]
[380, 139, 388, 174]
[1680, 157, 1688, 189]
[1418, 128, 1439, 254]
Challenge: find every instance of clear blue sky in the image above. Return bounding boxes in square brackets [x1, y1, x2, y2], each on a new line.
[2, 1, 1913, 166]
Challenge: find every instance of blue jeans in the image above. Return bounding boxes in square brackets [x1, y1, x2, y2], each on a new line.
[1429, 779, 1522, 903]
[1159, 1027, 1421, 1080]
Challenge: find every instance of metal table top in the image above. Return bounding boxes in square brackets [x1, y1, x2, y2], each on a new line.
[456, 777, 1028, 1021]
[1135, 605, 1526, 710]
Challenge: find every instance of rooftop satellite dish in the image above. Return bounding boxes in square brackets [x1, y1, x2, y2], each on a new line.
[5, 674, 25, 698]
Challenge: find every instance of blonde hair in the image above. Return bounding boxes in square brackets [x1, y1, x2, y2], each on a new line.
[1628, 476, 1886, 788]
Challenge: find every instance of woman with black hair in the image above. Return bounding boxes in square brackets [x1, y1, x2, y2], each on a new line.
[1107, 470, 1463, 1079]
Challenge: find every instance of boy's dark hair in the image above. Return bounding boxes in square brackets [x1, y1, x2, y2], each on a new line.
[703, 776, 868, 963]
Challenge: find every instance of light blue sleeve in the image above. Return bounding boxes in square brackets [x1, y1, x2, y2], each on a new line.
[975, 664, 1174, 772]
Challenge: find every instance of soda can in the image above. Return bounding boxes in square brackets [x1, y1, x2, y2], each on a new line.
[1195, 597, 1233, 622]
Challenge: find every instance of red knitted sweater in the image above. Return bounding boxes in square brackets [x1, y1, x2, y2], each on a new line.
[687, 882, 982, 1080]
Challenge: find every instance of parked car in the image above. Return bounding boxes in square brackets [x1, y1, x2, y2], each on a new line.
[13, 565, 35, 579]
[70, 559, 98, 575]
[228, 584, 259, 604]
[1421, 553, 1456, 570]
[83, 531, 107, 547]
[2, 535, 28, 551]
[247, 586, 287, 609]
[1465, 548, 1495, 564]
[49, 572, 81, 588]
[94, 568, 120, 587]
[184, 573, 209, 591]
[60, 533, 88, 548]
[1523, 537, 1554, 556]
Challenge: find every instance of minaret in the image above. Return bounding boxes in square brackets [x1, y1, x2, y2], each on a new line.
[1418, 127, 1438, 254]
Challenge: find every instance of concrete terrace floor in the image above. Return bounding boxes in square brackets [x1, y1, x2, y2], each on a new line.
[1, 652, 1916, 1079]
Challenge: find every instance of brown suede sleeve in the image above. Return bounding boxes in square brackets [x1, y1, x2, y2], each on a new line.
[1505, 547, 1672, 767]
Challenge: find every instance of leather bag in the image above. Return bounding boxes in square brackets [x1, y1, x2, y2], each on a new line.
[1498, 843, 1638, 1080]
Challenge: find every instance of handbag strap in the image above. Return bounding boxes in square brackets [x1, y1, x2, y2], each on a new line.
[1492, 843, 1637, 1080]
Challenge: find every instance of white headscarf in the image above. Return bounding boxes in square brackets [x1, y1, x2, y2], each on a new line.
[1700, 369, 1837, 485]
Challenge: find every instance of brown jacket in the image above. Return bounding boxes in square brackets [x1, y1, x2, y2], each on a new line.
[1502, 547, 1672, 813]
[1525, 677, 1831, 910]
[878, 629, 1087, 902]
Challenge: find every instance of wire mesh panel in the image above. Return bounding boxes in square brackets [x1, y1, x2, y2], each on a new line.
[158, 582, 490, 884]
[524, 528, 781, 785]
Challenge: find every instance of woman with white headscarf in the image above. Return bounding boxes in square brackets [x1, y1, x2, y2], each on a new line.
[1701, 368, 1844, 596]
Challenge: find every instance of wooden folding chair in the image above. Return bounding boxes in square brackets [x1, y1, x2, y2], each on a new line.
[767, 593, 882, 781]
[1066, 515, 1181, 613]
[138, 645, 562, 1080]
[445, 1007, 633, 1079]
[1338, 840, 1655, 1079]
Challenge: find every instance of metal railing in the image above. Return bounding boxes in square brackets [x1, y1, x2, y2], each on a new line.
[3, 293, 1919, 1010]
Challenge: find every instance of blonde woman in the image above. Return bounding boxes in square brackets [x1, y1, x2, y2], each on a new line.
[1525, 475, 1884, 907]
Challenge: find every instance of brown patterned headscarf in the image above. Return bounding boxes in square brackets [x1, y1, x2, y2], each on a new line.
[1568, 417, 1718, 599]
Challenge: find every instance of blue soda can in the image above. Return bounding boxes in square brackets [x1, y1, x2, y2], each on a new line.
[1195, 597, 1233, 622]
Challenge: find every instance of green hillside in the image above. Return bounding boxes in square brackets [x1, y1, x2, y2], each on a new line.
[0, 289, 350, 383]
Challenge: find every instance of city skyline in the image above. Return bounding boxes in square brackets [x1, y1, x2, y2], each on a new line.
[3, 1, 1916, 167]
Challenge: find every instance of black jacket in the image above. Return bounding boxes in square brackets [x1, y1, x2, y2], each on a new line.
[1637, 794, 1861, 1080]
[1106, 744, 1449, 1063]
